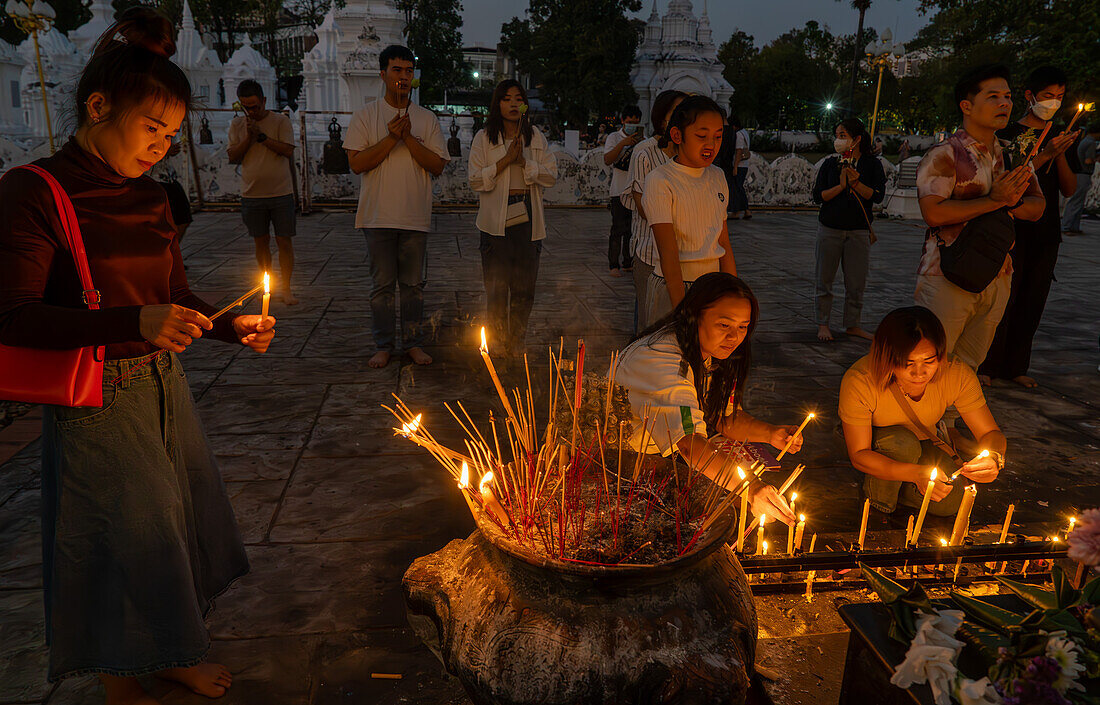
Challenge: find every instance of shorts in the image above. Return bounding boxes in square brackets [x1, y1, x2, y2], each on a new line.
[241, 194, 296, 239]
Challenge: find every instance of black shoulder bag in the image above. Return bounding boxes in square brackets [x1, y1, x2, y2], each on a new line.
[935, 207, 1015, 293]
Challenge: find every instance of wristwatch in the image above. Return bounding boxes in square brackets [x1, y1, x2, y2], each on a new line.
[256, 133, 268, 143]
[989, 450, 1005, 470]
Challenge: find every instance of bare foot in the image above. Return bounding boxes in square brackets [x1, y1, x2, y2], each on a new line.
[100, 675, 161, 705]
[609, 268, 622, 278]
[977, 374, 992, 386]
[817, 325, 834, 341]
[846, 327, 874, 341]
[407, 347, 433, 365]
[281, 290, 299, 305]
[157, 663, 232, 698]
[1012, 375, 1038, 389]
[368, 350, 392, 368]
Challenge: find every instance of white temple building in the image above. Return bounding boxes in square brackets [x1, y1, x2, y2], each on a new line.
[631, 0, 733, 127]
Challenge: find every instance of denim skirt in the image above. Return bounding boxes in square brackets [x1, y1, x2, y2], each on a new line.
[41, 351, 249, 681]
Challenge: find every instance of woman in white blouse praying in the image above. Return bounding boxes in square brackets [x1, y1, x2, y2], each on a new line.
[616, 272, 800, 524]
[468, 79, 558, 356]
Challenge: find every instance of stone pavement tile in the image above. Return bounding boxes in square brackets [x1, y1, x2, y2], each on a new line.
[215, 449, 299, 482]
[0, 442, 40, 509]
[153, 636, 319, 705]
[320, 384, 411, 418]
[311, 629, 470, 705]
[269, 454, 473, 543]
[194, 383, 328, 436]
[0, 590, 50, 703]
[302, 414, 412, 458]
[0, 490, 41, 590]
[224, 480, 286, 544]
[211, 538, 467, 639]
[207, 432, 312, 456]
[212, 356, 398, 387]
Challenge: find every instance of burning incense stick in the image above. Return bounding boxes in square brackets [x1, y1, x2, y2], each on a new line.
[209, 282, 264, 321]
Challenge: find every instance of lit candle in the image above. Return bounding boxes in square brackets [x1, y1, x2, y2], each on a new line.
[787, 515, 795, 554]
[857, 498, 870, 550]
[736, 467, 748, 552]
[789, 492, 797, 516]
[479, 471, 508, 527]
[936, 537, 948, 572]
[761, 540, 769, 556]
[776, 413, 814, 461]
[1067, 516, 1077, 539]
[948, 484, 977, 545]
[756, 513, 767, 555]
[905, 515, 915, 546]
[950, 450, 988, 482]
[910, 468, 938, 545]
[995, 503, 1015, 573]
[793, 514, 806, 553]
[804, 533, 818, 602]
[456, 462, 479, 518]
[1066, 102, 1093, 133]
[260, 271, 270, 318]
[479, 328, 522, 446]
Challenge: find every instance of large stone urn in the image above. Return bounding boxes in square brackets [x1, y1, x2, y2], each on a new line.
[403, 510, 757, 704]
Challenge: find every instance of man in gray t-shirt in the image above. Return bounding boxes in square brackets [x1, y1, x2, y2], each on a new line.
[1062, 123, 1099, 235]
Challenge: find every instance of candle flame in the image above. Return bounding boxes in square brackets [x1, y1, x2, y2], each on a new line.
[790, 492, 798, 502]
[479, 471, 494, 493]
[1051, 536, 1059, 543]
[979, 450, 989, 459]
[459, 462, 469, 489]
[761, 541, 769, 554]
[1087, 102, 1096, 111]
[1079, 103, 1085, 111]
[759, 513, 767, 526]
[479, 326, 488, 354]
[399, 413, 422, 436]
[263, 271, 270, 294]
[940, 538, 948, 546]
[967, 484, 977, 492]
[737, 466, 746, 480]
[807, 412, 815, 419]
[798, 514, 805, 522]
[930, 468, 938, 481]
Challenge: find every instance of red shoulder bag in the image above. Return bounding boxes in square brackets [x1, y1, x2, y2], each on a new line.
[0, 164, 105, 407]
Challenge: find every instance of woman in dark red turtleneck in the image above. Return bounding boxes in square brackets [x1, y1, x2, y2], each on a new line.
[0, 9, 274, 704]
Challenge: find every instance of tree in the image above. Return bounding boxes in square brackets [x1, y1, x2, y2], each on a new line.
[717, 30, 757, 121]
[395, 0, 469, 105]
[1, 0, 89, 46]
[500, 0, 643, 128]
[837, 0, 871, 116]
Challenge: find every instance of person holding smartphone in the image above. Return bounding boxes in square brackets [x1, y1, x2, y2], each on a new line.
[604, 106, 643, 277]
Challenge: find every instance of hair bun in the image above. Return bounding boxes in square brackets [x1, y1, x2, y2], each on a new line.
[93, 7, 176, 58]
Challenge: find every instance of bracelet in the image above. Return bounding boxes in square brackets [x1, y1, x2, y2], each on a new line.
[989, 450, 1005, 470]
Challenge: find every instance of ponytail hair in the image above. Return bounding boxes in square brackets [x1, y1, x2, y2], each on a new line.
[76, 7, 192, 128]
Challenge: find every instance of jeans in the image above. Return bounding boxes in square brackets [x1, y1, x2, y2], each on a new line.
[1061, 173, 1091, 232]
[914, 273, 1011, 370]
[363, 228, 427, 351]
[729, 167, 749, 213]
[608, 197, 633, 269]
[814, 224, 871, 329]
[480, 199, 542, 350]
[863, 425, 965, 516]
[41, 352, 248, 680]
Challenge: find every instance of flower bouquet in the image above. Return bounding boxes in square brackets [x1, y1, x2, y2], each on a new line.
[863, 559, 1100, 704]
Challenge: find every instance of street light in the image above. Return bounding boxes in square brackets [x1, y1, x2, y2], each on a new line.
[825, 102, 833, 111]
[5, 0, 55, 153]
[864, 27, 904, 142]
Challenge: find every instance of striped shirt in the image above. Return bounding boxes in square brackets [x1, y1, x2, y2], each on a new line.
[621, 136, 670, 266]
[641, 160, 730, 280]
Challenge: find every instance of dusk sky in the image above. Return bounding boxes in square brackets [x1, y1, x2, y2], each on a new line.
[459, 0, 930, 50]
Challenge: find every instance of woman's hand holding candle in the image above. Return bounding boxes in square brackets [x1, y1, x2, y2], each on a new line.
[232, 315, 277, 353]
[749, 483, 798, 526]
[769, 425, 804, 455]
[915, 466, 953, 502]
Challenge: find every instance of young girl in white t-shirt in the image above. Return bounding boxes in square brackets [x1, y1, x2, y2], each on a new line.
[468, 79, 557, 356]
[641, 95, 737, 327]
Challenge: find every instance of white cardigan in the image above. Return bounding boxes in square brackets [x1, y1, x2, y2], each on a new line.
[468, 127, 558, 240]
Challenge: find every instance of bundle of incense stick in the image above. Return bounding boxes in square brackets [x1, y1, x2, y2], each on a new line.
[386, 341, 792, 564]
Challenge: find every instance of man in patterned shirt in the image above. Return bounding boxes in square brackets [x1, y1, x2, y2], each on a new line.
[915, 64, 1044, 371]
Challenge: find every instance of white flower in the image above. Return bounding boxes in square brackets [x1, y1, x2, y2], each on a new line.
[1044, 631, 1086, 693]
[892, 644, 959, 705]
[913, 610, 966, 654]
[955, 676, 1002, 705]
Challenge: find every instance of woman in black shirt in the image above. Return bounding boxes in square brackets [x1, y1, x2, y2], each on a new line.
[811, 118, 886, 342]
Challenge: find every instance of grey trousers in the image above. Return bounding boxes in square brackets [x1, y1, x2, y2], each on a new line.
[1061, 173, 1090, 232]
[863, 425, 965, 516]
[814, 224, 870, 329]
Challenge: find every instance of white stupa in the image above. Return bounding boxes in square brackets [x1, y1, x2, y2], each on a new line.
[334, 0, 406, 111]
[301, 5, 343, 113]
[17, 27, 80, 143]
[631, 0, 733, 127]
[68, 0, 114, 56]
[175, 0, 224, 109]
[0, 38, 28, 137]
[222, 33, 277, 106]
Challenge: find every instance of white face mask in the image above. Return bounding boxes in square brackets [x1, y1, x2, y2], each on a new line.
[1031, 98, 1061, 121]
[834, 137, 853, 154]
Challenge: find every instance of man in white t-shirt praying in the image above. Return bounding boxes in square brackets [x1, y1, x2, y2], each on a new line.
[344, 45, 449, 368]
[603, 105, 643, 277]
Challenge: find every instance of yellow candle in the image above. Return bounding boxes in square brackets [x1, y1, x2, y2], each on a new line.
[735, 467, 748, 552]
[789, 492, 797, 517]
[995, 503, 1015, 573]
[905, 515, 915, 546]
[857, 498, 870, 550]
[260, 271, 270, 318]
[756, 513, 767, 555]
[949, 484, 977, 545]
[776, 413, 814, 461]
[804, 533, 819, 601]
[1067, 516, 1077, 538]
[787, 518, 795, 554]
[936, 537, 948, 571]
[479, 471, 508, 527]
[793, 514, 806, 552]
[910, 468, 938, 545]
[761, 540, 769, 556]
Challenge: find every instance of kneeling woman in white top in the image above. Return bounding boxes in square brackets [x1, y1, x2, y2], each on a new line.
[616, 272, 799, 524]
[469, 79, 558, 355]
[641, 95, 737, 328]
